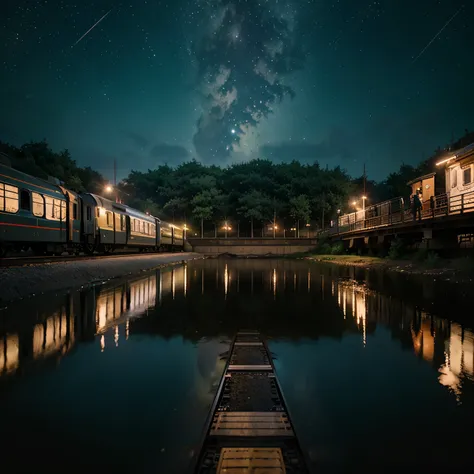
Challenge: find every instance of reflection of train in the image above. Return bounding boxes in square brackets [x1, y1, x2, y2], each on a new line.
[0, 160, 184, 257]
[0, 265, 188, 377]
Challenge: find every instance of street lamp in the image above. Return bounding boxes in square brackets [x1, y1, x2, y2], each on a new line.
[105, 185, 113, 194]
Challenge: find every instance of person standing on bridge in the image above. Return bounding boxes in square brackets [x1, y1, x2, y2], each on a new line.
[412, 192, 422, 222]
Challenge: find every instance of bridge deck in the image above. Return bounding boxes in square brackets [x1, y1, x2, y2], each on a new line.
[190, 331, 309, 473]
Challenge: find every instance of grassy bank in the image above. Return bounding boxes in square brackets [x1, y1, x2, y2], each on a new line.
[303, 253, 474, 281]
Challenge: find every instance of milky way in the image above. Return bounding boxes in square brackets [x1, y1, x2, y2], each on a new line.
[192, 0, 306, 162]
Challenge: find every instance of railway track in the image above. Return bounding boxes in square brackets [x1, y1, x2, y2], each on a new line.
[0, 251, 185, 268]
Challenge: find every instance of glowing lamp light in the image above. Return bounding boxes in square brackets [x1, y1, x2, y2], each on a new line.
[105, 185, 113, 193]
[352, 201, 357, 206]
[231, 129, 236, 134]
[436, 155, 456, 166]
[362, 195, 367, 200]
[305, 223, 310, 227]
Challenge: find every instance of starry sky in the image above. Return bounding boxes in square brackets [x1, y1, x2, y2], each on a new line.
[1, 0, 473, 182]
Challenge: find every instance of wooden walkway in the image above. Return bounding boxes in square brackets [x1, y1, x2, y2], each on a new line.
[190, 331, 309, 473]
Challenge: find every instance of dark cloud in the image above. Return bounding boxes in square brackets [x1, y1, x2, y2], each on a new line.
[260, 128, 355, 163]
[193, 0, 306, 162]
[124, 131, 150, 149]
[150, 143, 189, 162]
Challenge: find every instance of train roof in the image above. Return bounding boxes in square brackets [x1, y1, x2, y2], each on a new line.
[0, 162, 66, 198]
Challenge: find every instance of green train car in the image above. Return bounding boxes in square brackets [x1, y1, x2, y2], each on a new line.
[0, 161, 184, 257]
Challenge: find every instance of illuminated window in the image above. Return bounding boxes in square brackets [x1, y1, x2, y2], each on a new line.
[45, 196, 58, 220]
[463, 167, 472, 185]
[451, 169, 457, 188]
[141, 220, 145, 234]
[0, 183, 19, 213]
[120, 214, 126, 231]
[32, 192, 44, 217]
[106, 211, 112, 227]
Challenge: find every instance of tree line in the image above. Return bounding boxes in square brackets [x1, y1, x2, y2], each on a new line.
[1, 131, 473, 237]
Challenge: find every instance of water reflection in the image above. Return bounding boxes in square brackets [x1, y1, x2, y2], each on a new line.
[334, 278, 473, 402]
[0, 259, 473, 472]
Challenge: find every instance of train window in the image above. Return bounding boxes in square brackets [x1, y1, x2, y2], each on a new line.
[73, 203, 78, 220]
[146, 222, 150, 235]
[121, 215, 126, 231]
[20, 189, 31, 211]
[0, 183, 19, 213]
[451, 170, 457, 188]
[106, 211, 112, 227]
[87, 206, 92, 220]
[463, 167, 472, 185]
[45, 197, 58, 220]
[141, 220, 145, 234]
[60, 201, 67, 221]
[32, 192, 44, 217]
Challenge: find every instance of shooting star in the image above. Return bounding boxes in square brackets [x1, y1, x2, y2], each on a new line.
[72, 9, 112, 47]
[412, 5, 463, 63]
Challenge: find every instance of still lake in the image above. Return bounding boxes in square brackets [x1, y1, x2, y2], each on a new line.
[1, 258, 473, 473]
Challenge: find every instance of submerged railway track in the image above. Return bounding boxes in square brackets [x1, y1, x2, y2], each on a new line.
[191, 330, 310, 474]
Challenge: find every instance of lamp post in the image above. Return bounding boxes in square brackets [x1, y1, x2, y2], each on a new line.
[104, 184, 129, 203]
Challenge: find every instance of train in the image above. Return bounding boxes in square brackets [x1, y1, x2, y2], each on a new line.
[0, 158, 185, 257]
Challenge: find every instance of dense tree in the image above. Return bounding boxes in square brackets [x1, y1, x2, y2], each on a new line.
[3, 129, 473, 236]
[289, 195, 311, 238]
[0, 140, 105, 192]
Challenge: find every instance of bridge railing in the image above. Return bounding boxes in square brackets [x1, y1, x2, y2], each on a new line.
[327, 189, 474, 237]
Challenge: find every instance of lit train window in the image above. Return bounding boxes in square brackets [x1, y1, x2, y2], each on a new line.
[0, 183, 19, 213]
[120, 215, 126, 231]
[45, 196, 59, 220]
[106, 211, 112, 227]
[141, 220, 145, 234]
[32, 192, 44, 217]
[60, 201, 66, 221]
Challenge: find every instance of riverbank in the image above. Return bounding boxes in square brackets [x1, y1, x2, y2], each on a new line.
[0, 252, 204, 305]
[304, 254, 474, 282]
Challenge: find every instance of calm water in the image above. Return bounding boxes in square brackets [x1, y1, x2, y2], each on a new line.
[1, 259, 473, 473]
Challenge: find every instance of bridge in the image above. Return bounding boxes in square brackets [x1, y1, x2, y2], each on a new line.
[186, 238, 318, 256]
[324, 189, 474, 252]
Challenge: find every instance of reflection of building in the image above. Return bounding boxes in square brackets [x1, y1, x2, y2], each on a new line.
[334, 278, 474, 401]
[438, 323, 474, 400]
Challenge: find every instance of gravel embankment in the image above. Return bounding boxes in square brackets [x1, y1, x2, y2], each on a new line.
[0, 252, 203, 304]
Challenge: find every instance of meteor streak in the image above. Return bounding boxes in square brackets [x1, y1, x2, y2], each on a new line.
[412, 5, 463, 63]
[72, 9, 112, 47]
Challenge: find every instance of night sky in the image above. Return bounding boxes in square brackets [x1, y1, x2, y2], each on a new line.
[1, 0, 472, 181]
